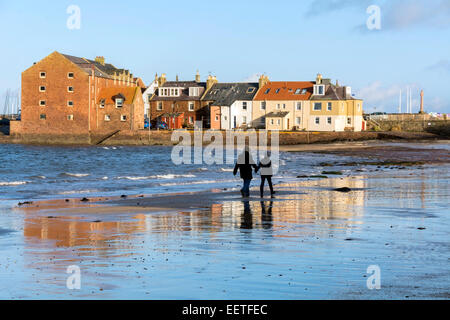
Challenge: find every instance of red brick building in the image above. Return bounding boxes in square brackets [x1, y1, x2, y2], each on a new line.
[148, 73, 215, 129]
[17, 51, 145, 139]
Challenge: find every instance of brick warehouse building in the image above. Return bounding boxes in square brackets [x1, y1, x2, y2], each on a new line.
[14, 51, 145, 142]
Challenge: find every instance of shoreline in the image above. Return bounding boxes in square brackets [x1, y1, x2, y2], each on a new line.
[0, 130, 444, 146]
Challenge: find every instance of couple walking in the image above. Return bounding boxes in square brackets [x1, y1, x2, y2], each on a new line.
[233, 148, 275, 198]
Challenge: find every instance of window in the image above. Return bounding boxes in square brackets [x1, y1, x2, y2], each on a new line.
[313, 103, 322, 111]
[282, 104, 286, 109]
[271, 119, 274, 125]
[100, 99, 105, 108]
[39, 100, 46, 106]
[296, 117, 301, 125]
[121, 115, 127, 122]
[347, 117, 352, 125]
[40, 114, 46, 120]
[260, 102, 266, 110]
[264, 89, 271, 94]
[243, 116, 247, 124]
[40, 72, 46, 78]
[68, 86, 74, 93]
[157, 102, 163, 111]
[68, 72, 74, 79]
[189, 87, 200, 97]
[315, 117, 320, 125]
[224, 116, 227, 121]
[39, 86, 46, 92]
[276, 104, 281, 110]
[275, 89, 280, 94]
[277, 119, 281, 125]
[67, 115, 74, 121]
[314, 85, 325, 95]
[116, 98, 124, 108]
[301, 89, 307, 94]
[243, 102, 247, 110]
[215, 116, 219, 121]
[67, 101, 74, 107]
[327, 102, 332, 111]
[357, 103, 361, 111]
[296, 102, 302, 110]
[189, 102, 195, 111]
[247, 88, 255, 94]
[105, 115, 111, 121]
[327, 117, 332, 124]
[295, 89, 301, 94]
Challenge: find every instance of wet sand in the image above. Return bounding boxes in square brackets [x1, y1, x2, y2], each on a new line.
[1, 141, 449, 300]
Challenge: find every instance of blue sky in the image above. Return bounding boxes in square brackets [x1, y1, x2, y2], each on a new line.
[0, 0, 449, 113]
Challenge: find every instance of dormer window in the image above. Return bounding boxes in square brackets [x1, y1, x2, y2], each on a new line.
[189, 87, 200, 97]
[264, 89, 271, 94]
[275, 89, 280, 94]
[116, 98, 124, 108]
[314, 85, 325, 95]
[295, 89, 301, 94]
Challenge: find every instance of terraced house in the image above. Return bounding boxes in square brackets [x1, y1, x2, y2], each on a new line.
[253, 74, 364, 131]
[148, 72, 215, 129]
[17, 51, 145, 141]
[202, 82, 259, 130]
[252, 75, 314, 130]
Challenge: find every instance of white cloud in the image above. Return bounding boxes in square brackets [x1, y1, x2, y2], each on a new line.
[427, 59, 450, 74]
[242, 73, 261, 82]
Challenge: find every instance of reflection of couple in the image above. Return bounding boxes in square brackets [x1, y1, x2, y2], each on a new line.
[233, 148, 275, 198]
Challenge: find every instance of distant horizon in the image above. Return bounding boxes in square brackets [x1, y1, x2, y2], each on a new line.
[0, 0, 449, 114]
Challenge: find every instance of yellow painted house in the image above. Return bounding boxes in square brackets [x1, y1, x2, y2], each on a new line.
[252, 74, 364, 132]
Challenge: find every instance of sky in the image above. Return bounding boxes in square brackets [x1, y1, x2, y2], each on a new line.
[0, 0, 449, 113]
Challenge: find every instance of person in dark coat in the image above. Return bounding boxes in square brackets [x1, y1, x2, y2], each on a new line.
[233, 148, 258, 198]
[256, 153, 275, 198]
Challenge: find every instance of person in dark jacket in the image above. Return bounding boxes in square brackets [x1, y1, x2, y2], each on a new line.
[233, 148, 258, 198]
[256, 153, 275, 198]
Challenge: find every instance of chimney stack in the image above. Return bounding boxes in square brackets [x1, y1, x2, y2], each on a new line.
[259, 74, 269, 88]
[95, 56, 105, 66]
[195, 70, 201, 83]
[316, 73, 323, 85]
[420, 90, 424, 114]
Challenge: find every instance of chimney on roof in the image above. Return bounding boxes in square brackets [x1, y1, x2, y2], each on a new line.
[95, 56, 105, 66]
[259, 75, 269, 88]
[206, 75, 218, 90]
[159, 73, 167, 86]
[316, 73, 323, 85]
[336, 80, 340, 87]
[176, 75, 179, 82]
[195, 70, 201, 83]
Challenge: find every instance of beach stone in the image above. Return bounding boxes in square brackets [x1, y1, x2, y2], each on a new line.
[334, 187, 352, 193]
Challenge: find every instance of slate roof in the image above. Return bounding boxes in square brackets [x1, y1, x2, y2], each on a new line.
[202, 83, 259, 107]
[310, 84, 358, 100]
[254, 81, 314, 101]
[62, 53, 129, 79]
[265, 111, 290, 118]
[151, 81, 207, 101]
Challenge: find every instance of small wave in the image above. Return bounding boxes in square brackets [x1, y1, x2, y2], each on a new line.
[160, 179, 236, 187]
[57, 189, 100, 195]
[220, 168, 234, 172]
[0, 181, 30, 186]
[62, 173, 90, 177]
[117, 174, 196, 181]
[102, 176, 109, 180]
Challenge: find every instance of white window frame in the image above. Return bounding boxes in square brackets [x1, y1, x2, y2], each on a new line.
[68, 72, 74, 79]
[67, 114, 74, 121]
[296, 117, 301, 125]
[105, 115, 111, 122]
[67, 101, 74, 107]
[116, 98, 124, 108]
[313, 103, 322, 111]
[121, 115, 127, 122]
[188, 102, 195, 111]
[157, 102, 163, 111]
[314, 85, 325, 95]
[296, 102, 302, 111]
[39, 100, 46, 106]
[40, 72, 46, 79]
[67, 86, 74, 93]
[39, 86, 46, 92]
[327, 102, 332, 111]
[347, 117, 352, 125]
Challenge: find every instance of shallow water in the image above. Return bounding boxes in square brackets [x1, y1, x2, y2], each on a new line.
[0, 143, 449, 299]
